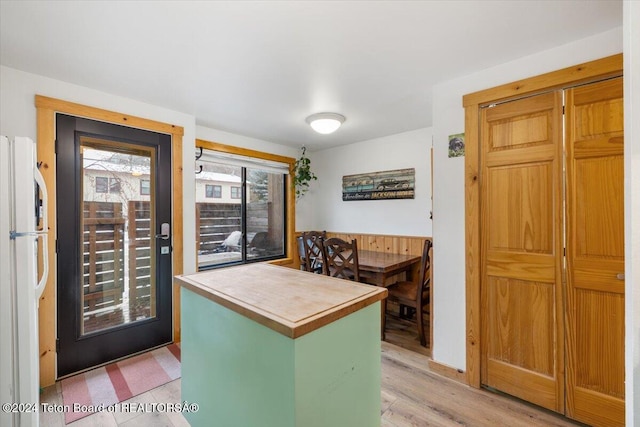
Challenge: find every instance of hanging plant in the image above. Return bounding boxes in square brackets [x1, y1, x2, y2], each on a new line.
[293, 146, 317, 200]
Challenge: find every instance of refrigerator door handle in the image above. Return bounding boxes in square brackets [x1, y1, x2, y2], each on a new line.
[35, 233, 48, 302]
[34, 165, 48, 301]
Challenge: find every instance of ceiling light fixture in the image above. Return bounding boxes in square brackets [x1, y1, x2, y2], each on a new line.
[305, 112, 346, 135]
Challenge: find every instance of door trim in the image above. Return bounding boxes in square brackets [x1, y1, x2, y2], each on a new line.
[35, 95, 184, 387]
[463, 54, 623, 389]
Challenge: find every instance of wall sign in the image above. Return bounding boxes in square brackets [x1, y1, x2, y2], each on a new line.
[342, 168, 415, 201]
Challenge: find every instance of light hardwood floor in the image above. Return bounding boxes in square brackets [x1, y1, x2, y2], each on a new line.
[384, 307, 431, 358]
[40, 339, 582, 426]
[380, 341, 583, 426]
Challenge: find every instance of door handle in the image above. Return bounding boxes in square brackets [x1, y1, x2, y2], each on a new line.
[155, 222, 170, 240]
[616, 273, 625, 280]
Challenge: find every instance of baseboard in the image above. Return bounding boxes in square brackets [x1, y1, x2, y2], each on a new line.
[428, 359, 467, 384]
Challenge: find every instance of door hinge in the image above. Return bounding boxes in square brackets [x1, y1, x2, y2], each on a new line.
[562, 105, 565, 115]
[55, 338, 60, 353]
[54, 139, 58, 154]
[55, 239, 59, 253]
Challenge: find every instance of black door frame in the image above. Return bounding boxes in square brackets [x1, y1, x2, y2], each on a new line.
[56, 113, 172, 377]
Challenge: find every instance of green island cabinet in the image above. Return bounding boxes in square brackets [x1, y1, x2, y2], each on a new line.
[175, 263, 387, 427]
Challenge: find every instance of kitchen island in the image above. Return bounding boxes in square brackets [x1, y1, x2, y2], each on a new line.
[175, 263, 387, 427]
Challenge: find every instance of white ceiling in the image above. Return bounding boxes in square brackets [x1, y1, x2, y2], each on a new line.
[0, 1, 622, 151]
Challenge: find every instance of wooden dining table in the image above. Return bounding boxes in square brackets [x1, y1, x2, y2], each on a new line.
[355, 250, 422, 339]
[356, 250, 422, 288]
[300, 248, 421, 338]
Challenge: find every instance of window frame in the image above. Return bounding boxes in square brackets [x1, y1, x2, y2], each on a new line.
[230, 186, 241, 199]
[195, 139, 295, 270]
[108, 177, 120, 194]
[205, 184, 222, 199]
[95, 176, 108, 193]
[140, 179, 150, 196]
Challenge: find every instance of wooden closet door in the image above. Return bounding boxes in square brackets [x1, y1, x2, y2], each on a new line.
[480, 92, 564, 412]
[565, 77, 625, 426]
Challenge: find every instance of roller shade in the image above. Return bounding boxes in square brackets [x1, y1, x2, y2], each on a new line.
[197, 148, 290, 175]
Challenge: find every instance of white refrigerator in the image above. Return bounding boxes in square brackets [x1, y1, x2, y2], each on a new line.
[0, 136, 49, 427]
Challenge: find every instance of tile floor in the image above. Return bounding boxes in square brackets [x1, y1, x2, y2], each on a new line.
[39, 378, 188, 426]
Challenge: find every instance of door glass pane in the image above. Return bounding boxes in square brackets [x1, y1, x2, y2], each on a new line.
[80, 139, 156, 335]
[196, 162, 242, 267]
[247, 168, 285, 260]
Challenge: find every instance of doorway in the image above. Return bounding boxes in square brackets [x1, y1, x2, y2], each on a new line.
[56, 114, 173, 377]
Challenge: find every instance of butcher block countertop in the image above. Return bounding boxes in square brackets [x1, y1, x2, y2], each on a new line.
[175, 263, 387, 339]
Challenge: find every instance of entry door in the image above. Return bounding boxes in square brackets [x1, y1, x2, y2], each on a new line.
[56, 114, 172, 377]
[565, 77, 625, 426]
[480, 91, 565, 412]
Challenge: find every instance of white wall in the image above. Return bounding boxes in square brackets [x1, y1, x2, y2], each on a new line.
[431, 27, 623, 370]
[623, 1, 640, 425]
[196, 125, 299, 160]
[0, 67, 299, 276]
[306, 127, 432, 236]
[0, 65, 199, 273]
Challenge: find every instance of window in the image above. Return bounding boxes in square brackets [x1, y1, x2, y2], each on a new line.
[205, 184, 221, 198]
[230, 186, 241, 199]
[108, 177, 120, 194]
[140, 179, 150, 196]
[95, 176, 120, 194]
[195, 143, 293, 270]
[95, 176, 108, 193]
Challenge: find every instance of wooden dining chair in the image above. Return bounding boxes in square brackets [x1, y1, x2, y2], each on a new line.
[322, 237, 360, 282]
[301, 231, 326, 273]
[384, 239, 432, 347]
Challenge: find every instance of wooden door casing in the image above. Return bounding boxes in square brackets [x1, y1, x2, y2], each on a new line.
[479, 91, 565, 412]
[565, 77, 625, 426]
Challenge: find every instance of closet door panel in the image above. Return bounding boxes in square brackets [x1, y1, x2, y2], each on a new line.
[480, 92, 564, 412]
[565, 77, 625, 427]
